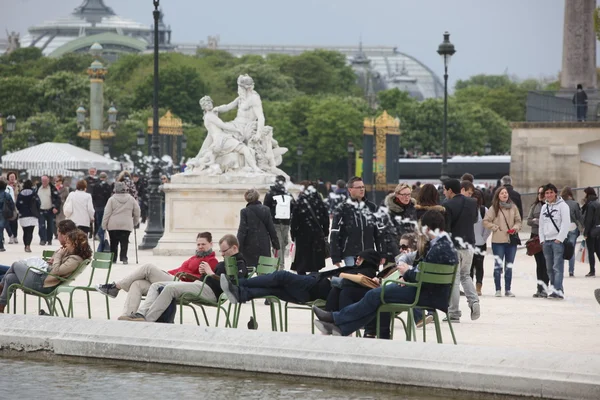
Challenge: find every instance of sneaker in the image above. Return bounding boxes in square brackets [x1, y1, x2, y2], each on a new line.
[14, 237, 18, 244]
[118, 312, 146, 321]
[569, 273, 574, 277]
[495, 290, 502, 297]
[505, 291, 515, 297]
[594, 289, 600, 306]
[586, 273, 596, 278]
[0, 248, 5, 252]
[533, 291, 547, 298]
[460, 290, 465, 296]
[416, 314, 434, 328]
[40, 241, 46, 246]
[314, 320, 342, 336]
[47, 241, 52, 246]
[122, 260, 128, 265]
[95, 283, 120, 298]
[548, 292, 564, 300]
[442, 316, 460, 323]
[8, 237, 14, 244]
[470, 302, 481, 320]
[219, 274, 240, 304]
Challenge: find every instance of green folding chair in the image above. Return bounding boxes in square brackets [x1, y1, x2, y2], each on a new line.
[246, 256, 283, 331]
[376, 262, 458, 344]
[54, 252, 113, 319]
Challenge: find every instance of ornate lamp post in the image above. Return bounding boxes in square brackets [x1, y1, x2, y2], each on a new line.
[140, 0, 164, 249]
[347, 141, 355, 180]
[484, 142, 492, 156]
[0, 114, 16, 175]
[437, 32, 456, 181]
[296, 144, 303, 181]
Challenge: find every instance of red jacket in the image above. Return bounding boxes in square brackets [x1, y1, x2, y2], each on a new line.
[168, 252, 219, 281]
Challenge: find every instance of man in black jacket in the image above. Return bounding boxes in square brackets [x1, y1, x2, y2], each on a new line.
[120, 234, 248, 322]
[133, 173, 148, 224]
[573, 84, 588, 122]
[263, 175, 294, 270]
[330, 176, 382, 267]
[501, 175, 523, 219]
[442, 178, 480, 322]
[92, 172, 113, 251]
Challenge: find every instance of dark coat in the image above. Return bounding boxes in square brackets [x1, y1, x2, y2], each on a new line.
[377, 194, 417, 261]
[330, 196, 381, 264]
[92, 180, 113, 210]
[415, 204, 446, 222]
[204, 252, 248, 298]
[442, 194, 478, 248]
[263, 183, 295, 225]
[85, 175, 99, 194]
[237, 201, 280, 267]
[328, 188, 348, 215]
[504, 184, 523, 219]
[582, 196, 600, 237]
[16, 189, 41, 219]
[290, 190, 330, 273]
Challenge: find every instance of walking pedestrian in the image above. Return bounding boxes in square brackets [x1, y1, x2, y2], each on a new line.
[102, 182, 141, 264]
[34, 175, 60, 246]
[582, 187, 600, 277]
[572, 84, 588, 122]
[63, 180, 95, 233]
[483, 187, 522, 297]
[15, 180, 40, 253]
[4, 173, 18, 244]
[54, 175, 70, 240]
[471, 189, 491, 296]
[0, 180, 15, 252]
[263, 175, 294, 270]
[92, 172, 112, 251]
[528, 186, 550, 297]
[560, 187, 584, 277]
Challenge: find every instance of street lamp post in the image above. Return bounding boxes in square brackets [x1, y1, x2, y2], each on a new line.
[437, 31, 456, 181]
[347, 141, 355, 180]
[484, 142, 492, 156]
[140, 0, 164, 249]
[296, 144, 303, 182]
[0, 114, 16, 175]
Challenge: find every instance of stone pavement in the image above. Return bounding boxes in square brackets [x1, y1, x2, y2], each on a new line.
[1, 230, 599, 354]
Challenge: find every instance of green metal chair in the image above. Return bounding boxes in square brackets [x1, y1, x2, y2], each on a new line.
[12, 250, 57, 313]
[42, 250, 55, 261]
[54, 252, 114, 319]
[285, 298, 326, 334]
[376, 262, 458, 344]
[246, 256, 284, 331]
[177, 256, 238, 327]
[6, 258, 91, 316]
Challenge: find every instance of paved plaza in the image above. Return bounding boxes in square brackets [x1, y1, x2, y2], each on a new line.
[1, 227, 599, 355]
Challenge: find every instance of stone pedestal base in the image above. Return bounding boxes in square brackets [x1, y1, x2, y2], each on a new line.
[153, 172, 294, 256]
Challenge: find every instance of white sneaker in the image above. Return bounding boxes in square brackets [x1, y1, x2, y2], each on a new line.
[505, 291, 515, 297]
[495, 290, 501, 297]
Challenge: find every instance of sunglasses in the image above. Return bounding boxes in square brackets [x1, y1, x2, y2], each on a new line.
[400, 244, 409, 251]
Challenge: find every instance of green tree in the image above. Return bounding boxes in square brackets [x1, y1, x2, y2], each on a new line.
[454, 74, 513, 90]
[4, 112, 60, 152]
[377, 88, 418, 114]
[454, 85, 526, 122]
[38, 71, 89, 122]
[221, 63, 298, 101]
[0, 76, 42, 119]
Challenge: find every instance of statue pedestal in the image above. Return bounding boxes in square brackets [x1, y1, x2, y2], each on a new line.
[153, 172, 290, 256]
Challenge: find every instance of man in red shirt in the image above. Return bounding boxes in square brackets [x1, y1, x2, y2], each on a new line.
[96, 232, 218, 318]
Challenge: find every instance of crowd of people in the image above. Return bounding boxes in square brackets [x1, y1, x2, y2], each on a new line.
[2, 169, 600, 338]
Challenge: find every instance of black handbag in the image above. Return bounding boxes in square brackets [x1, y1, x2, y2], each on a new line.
[546, 209, 574, 260]
[500, 208, 521, 246]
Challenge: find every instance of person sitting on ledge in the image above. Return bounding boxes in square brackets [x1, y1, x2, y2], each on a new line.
[220, 250, 383, 307]
[0, 229, 92, 313]
[95, 232, 218, 318]
[119, 234, 247, 322]
[311, 209, 458, 337]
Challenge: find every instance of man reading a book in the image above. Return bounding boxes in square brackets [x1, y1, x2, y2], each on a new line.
[312, 209, 458, 337]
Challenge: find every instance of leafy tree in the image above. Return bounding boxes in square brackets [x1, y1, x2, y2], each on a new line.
[4, 112, 59, 152]
[45, 53, 95, 75]
[0, 76, 42, 119]
[195, 48, 237, 69]
[2, 47, 44, 64]
[38, 71, 89, 122]
[454, 74, 514, 90]
[377, 88, 418, 114]
[221, 63, 298, 101]
[454, 85, 526, 122]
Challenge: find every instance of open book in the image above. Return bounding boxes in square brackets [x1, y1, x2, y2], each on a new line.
[339, 273, 380, 289]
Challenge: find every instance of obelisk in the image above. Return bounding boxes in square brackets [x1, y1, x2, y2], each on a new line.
[560, 0, 597, 91]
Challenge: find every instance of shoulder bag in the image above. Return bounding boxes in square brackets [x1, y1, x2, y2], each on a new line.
[499, 208, 521, 246]
[546, 205, 574, 260]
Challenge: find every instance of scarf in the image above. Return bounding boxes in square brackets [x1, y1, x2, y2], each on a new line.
[500, 201, 512, 209]
[196, 249, 213, 258]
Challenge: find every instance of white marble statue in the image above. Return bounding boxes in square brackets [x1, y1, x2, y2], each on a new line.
[186, 74, 288, 177]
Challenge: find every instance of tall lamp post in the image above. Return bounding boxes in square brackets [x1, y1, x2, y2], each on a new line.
[437, 31, 456, 181]
[296, 144, 303, 182]
[140, 0, 164, 249]
[347, 141, 355, 180]
[0, 114, 16, 175]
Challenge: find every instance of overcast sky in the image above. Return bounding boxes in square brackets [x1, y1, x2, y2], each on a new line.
[0, 0, 594, 86]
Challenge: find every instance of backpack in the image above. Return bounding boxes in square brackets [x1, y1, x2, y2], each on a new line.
[2, 193, 16, 221]
[273, 194, 292, 219]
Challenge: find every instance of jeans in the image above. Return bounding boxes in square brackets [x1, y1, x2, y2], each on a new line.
[470, 244, 486, 284]
[0, 264, 9, 279]
[94, 208, 105, 236]
[586, 236, 600, 274]
[108, 230, 131, 262]
[273, 224, 290, 270]
[0, 221, 4, 249]
[491, 242, 517, 292]
[567, 228, 579, 275]
[448, 248, 478, 319]
[543, 241, 565, 294]
[343, 256, 356, 267]
[332, 285, 417, 336]
[38, 210, 55, 243]
[238, 271, 317, 304]
[576, 104, 587, 121]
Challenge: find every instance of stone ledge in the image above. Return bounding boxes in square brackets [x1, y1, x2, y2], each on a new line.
[1, 315, 599, 400]
[511, 121, 600, 129]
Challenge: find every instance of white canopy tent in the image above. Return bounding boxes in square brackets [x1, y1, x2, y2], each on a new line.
[2, 142, 121, 173]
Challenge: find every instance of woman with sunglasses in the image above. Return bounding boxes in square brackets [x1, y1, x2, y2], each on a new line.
[527, 186, 549, 297]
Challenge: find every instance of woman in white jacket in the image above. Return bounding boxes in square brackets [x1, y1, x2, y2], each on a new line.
[63, 180, 94, 234]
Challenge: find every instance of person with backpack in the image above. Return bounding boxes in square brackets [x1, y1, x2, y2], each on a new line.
[263, 175, 294, 270]
[0, 180, 16, 252]
[15, 180, 40, 253]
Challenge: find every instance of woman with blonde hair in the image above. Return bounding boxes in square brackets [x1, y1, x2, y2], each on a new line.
[483, 187, 522, 297]
[378, 183, 417, 265]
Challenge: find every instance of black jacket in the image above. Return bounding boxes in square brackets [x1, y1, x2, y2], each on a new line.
[504, 185, 523, 219]
[290, 190, 330, 273]
[330, 197, 381, 264]
[237, 201, 280, 267]
[572, 90, 588, 106]
[442, 194, 478, 248]
[378, 194, 417, 261]
[204, 252, 248, 299]
[85, 175, 99, 195]
[34, 183, 61, 212]
[16, 189, 41, 218]
[328, 188, 348, 215]
[92, 180, 113, 210]
[263, 183, 294, 225]
[582, 196, 600, 237]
